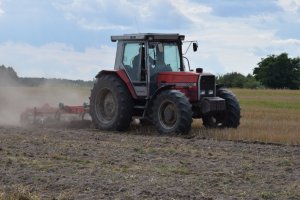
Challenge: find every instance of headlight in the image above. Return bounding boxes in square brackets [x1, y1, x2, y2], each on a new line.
[200, 90, 206, 95]
[208, 90, 214, 95]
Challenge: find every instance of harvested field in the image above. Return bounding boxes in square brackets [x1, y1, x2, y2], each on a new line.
[0, 86, 299, 199]
[192, 89, 300, 145]
[0, 126, 299, 200]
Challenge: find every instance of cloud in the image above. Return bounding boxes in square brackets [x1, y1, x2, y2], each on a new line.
[53, 0, 139, 30]
[170, 0, 212, 22]
[1, 0, 300, 80]
[77, 18, 130, 31]
[0, 42, 116, 80]
[272, 38, 300, 45]
[0, 1, 4, 15]
[54, 0, 287, 72]
[170, 0, 300, 75]
[201, 0, 281, 18]
[277, 0, 300, 13]
[53, 0, 191, 31]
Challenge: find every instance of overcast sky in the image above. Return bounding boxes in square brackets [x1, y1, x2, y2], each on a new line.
[0, 0, 300, 80]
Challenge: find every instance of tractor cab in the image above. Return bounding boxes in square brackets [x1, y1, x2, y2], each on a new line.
[111, 33, 188, 97]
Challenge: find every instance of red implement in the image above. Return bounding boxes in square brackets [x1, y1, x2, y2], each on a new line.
[20, 103, 90, 125]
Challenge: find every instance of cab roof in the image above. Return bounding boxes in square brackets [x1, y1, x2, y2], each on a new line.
[111, 33, 185, 42]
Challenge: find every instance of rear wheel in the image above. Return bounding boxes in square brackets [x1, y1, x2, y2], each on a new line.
[203, 88, 240, 128]
[90, 75, 133, 131]
[152, 90, 192, 134]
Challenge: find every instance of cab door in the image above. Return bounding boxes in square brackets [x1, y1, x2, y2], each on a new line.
[122, 42, 148, 98]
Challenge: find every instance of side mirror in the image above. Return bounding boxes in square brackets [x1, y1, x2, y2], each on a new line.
[196, 68, 203, 73]
[193, 42, 198, 52]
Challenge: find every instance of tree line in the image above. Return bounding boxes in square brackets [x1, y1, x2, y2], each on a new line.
[217, 53, 300, 89]
[0, 65, 93, 87]
[0, 65, 19, 86]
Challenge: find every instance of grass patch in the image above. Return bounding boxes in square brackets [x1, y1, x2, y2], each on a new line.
[240, 99, 300, 110]
[0, 185, 40, 200]
[259, 191, 277, 199]
[156, 164, 191, 175]
[50, 154, 92, 166]
[192, 88, 300, 145]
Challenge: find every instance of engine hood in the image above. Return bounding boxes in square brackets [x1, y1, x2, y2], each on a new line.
[157, 71, 214, 84]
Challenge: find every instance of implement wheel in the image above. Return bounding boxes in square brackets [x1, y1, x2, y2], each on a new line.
[152, 90, 192, 134]
[90, 75, 133, 131]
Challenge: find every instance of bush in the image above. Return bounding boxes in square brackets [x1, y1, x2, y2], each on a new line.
[217, 72, 261, 89]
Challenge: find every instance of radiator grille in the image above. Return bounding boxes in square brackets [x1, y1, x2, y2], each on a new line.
[199, 75, 216, 98]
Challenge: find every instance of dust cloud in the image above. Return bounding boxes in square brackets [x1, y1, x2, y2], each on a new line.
[0, 83, 91, 126]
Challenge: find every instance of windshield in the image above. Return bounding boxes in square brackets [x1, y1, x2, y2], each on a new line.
[148, 42, 182, 73]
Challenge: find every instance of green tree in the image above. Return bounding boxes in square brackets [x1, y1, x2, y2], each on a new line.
[253, 53, 300, 89]
[217, 72, 246, 88]
[243, 74, 262, 89]
[217, 72, 261, 88]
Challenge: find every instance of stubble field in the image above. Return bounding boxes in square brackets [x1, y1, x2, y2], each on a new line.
[193, 89, 300, 145]
[0, 86, 299, 199]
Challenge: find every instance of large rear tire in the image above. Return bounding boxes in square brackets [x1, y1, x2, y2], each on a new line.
[90, 75, 133, 131]
[152, 90, 192, 134]
[203, 88, 240, 128]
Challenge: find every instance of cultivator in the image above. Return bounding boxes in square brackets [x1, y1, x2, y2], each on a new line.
[20, 103, 90, 126]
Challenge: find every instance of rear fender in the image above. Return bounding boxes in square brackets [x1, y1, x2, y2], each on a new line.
[95, 70, 137, 99]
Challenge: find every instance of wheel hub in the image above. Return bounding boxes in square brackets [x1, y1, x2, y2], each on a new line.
[96, 89, 116, 122]
[163, 105, 175, 122]
[159, 100, 177, 128]
[103, 93, 115, 117]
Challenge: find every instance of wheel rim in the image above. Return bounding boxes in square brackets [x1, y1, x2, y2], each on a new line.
[158, 99, 177, 129]
[95, 88, 116, 123]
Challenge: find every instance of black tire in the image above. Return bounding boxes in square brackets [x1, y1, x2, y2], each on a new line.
[203, 88, 240, 128]
[152, 90, 192, 134]
[90, 75, 133, 131]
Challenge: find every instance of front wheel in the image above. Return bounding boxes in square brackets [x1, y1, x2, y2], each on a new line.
[152, 90, 192, 134]
[203, 88, 240, 128]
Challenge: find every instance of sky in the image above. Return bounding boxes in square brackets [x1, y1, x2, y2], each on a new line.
[0, 0, 300, 80]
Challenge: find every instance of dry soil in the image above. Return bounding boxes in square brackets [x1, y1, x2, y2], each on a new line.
[0, 125, 299, 200]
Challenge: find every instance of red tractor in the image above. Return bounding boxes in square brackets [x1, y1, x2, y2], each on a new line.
[90, 33, 240, 134]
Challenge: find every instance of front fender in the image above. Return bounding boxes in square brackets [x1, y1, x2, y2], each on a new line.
[147, 84, 175, 106]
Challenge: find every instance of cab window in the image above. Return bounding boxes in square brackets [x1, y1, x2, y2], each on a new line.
[122, 43, 145, 81]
